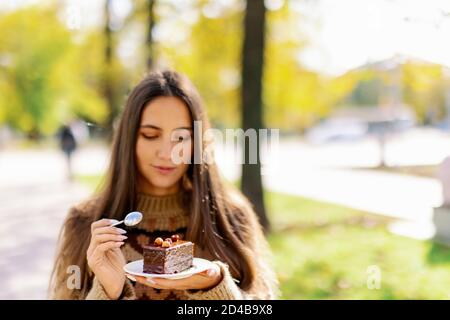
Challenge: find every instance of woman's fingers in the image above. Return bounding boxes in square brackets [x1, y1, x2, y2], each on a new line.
[92, 226, 127, 237]
[132, 275, 168, 290]
[91, 219, 127, 235]
[93, 240, 124, 255]
[146, 275, 207, 289]
[125, 274, 137, 282]
[91, 218, 114, 232]
[125, 266, 222, 291]
[87, 220, 127, 259]
[92, 234, 127, 246]
[129, 272, 217, 290]
[126, 274, 167, 289]
[146, 277, 178, 288]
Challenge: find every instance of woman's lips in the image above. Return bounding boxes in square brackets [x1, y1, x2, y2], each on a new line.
[152, 165, 176, 175]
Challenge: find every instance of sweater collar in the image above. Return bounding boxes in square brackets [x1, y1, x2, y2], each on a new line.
[136, 189, 190, 220]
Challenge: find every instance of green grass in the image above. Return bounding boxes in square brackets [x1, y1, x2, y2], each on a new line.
[266, 193, 450, 299]
[77, 174, 450, 300]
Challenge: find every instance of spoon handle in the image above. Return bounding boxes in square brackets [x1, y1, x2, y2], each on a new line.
[111, 220, 124, 227]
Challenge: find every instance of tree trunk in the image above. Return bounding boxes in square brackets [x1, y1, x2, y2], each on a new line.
[146, 0, 156, 71]
[240, 0, 269, 233]
[104, 0, 118, 140]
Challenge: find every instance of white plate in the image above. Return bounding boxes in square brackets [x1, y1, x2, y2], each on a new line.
[123, 258, 214, 280]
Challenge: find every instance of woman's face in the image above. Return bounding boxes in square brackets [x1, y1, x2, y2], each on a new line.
[136, 96, 193, 196]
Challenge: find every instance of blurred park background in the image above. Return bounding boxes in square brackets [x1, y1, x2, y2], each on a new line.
[3, 0, 450, 299]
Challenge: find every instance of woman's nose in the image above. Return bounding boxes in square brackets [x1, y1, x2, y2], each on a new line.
[156, 139, 173, 161]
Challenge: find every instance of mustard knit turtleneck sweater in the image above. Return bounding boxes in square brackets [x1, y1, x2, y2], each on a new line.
[81, 190, 274, 300]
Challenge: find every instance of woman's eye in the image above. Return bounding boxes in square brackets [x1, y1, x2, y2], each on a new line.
[142, 134, 157, 140]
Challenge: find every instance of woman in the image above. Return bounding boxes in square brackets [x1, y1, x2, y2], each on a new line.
[49, 70, 278, 300]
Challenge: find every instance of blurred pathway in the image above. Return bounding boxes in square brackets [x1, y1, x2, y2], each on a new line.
[261, 167, 441, 240]
[214, 132, 445, 240]
[0, 148, 93, 299]
[0, 182, 90, 299]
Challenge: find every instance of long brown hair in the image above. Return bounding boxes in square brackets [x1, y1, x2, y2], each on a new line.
[49, 70, 273, 299]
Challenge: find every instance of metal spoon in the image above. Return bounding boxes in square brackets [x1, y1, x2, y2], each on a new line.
[110, 211, 143, 227]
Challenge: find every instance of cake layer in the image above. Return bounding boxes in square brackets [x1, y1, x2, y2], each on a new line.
[143, 240, 194, 274]
[143, 257, 193, 274]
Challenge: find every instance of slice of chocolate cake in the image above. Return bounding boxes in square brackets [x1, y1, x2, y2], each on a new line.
[143, 234, 194, 274]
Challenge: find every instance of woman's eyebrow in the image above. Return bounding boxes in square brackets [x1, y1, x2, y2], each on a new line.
[140, 124, 192, 130]
[140, 124, 161, 130]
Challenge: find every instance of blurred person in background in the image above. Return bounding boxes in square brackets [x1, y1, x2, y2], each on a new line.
[58, 122, 77, 181]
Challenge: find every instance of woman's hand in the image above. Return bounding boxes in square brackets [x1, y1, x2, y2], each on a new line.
[87, 218, 128, 299]
[126, 263, 222, 291]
